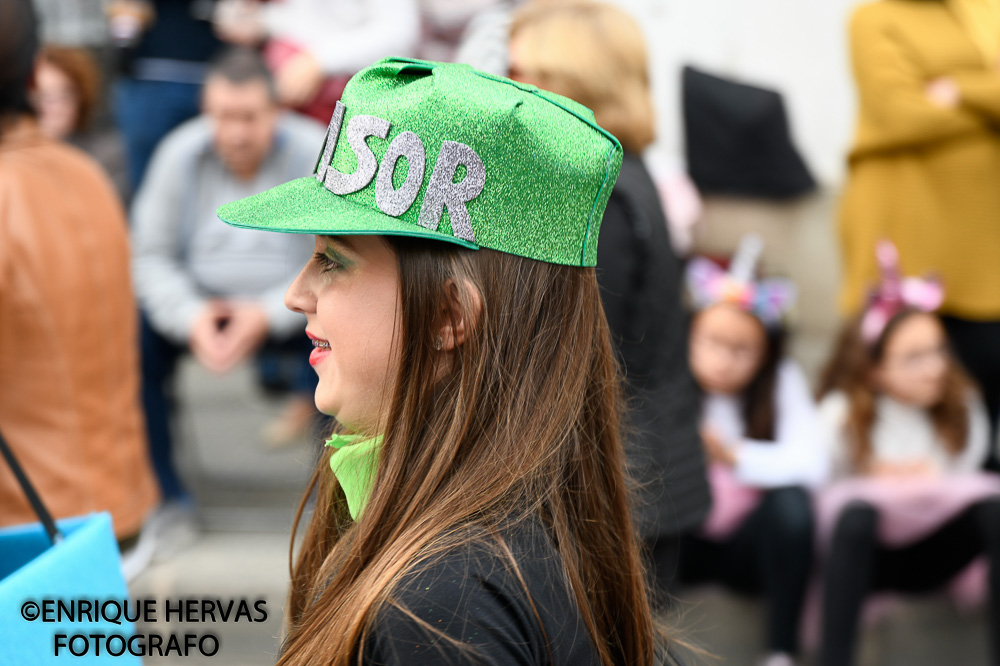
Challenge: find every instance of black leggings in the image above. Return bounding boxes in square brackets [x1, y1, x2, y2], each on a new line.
[679, 487, 814, 654]
[820, 498, 1000, 666]
[941, 315, 1000, 470]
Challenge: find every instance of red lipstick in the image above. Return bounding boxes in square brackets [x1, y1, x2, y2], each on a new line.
[306, 330, 331, 366]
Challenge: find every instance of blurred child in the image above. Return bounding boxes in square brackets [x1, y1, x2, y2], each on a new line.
[816, 241, 1000, 666]
[681, 235, 828, 666]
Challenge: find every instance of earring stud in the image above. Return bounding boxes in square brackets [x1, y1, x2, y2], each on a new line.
[433, 336, 444, 350]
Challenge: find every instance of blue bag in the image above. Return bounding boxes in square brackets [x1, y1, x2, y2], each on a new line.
[0, 428, 140, 665]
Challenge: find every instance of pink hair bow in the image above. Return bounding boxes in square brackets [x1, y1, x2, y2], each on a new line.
[685, 235, 796, 326]
[860, 241, 944, 344]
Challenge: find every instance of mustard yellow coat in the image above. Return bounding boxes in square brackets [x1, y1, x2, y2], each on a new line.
[840, 0, 1000, 320]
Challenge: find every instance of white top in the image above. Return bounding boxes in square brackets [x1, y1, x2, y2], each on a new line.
[261, 0, 420, 76]
[702, 359, 830, 489]
[818, 390, 991, 479]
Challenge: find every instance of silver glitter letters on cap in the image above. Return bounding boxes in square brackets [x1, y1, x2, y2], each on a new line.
[417, 141, 485, 242]
[374, 131, 426, 217]
[315, 101, 346, 183]
[324, 114, 391, 195]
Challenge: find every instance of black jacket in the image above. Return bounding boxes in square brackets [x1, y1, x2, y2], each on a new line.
[597, 152, 711, 539]
[363, 518, 686, 666]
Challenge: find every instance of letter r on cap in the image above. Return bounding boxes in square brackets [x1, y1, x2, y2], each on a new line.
[418, 141, 485, 242]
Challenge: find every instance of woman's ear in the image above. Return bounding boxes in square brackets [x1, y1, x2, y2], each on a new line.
[436, 278, 482, 350]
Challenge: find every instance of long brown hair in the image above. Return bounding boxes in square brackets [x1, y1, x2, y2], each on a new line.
[279, 237, 656, 665]
[817, 309, 971, 471]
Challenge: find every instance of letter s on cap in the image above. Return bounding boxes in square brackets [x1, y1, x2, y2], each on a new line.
[324, 114, 391, 195]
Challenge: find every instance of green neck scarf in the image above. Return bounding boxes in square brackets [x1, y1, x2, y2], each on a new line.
[325, 433, 383, 520]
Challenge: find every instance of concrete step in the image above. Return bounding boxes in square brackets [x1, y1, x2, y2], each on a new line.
[672, 588, 990, 666]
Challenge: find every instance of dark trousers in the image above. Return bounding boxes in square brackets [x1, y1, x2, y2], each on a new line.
[678, 487, 814, 654]
[140, 313, 318, 501]
[942, 315, 1000, 470]
[114, 78, 201, 194]
[820, 499, 1000, 666]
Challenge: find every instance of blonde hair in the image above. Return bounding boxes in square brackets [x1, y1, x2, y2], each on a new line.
[510, 0, 656, 154]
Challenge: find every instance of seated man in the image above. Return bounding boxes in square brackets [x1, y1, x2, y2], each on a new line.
[131, 47, 325, 509]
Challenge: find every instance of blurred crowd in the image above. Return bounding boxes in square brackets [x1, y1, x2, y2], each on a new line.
[2, 1, 1000, 666]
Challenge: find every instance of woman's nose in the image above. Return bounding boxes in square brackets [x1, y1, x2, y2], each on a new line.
[284, 263, 316, 315]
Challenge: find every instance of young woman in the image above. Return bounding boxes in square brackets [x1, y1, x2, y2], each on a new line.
[816, 241, 1000, 666]
[681, 235, 828, 666]
[216, 57, 675, 665]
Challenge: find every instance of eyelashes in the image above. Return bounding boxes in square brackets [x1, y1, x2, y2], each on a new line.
[314, 252, 344, 273]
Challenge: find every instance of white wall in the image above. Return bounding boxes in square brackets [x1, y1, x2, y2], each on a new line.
[611, 0, 868, 185]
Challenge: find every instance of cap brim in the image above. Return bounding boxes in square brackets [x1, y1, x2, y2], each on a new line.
[217, 176, 480, 250]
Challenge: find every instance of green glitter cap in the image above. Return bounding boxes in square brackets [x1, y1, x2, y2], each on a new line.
[217, 57, 623, 267]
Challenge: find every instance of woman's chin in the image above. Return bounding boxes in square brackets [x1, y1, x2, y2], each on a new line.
[313, 393, 339, 419]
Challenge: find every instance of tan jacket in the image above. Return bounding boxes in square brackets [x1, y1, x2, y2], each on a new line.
[839, 0, 1000, 319]
[0, 118, 158, 538]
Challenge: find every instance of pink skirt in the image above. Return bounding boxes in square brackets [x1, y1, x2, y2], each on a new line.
[815, 473, 1000, 550]
[698, 463, 763, 541]
[801, 473, 1000, 649]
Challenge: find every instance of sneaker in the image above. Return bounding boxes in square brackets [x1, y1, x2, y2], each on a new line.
[121, 499, 200, 581]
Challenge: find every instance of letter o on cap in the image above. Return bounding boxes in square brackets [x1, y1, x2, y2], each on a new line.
[375, 131, 426, 217]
